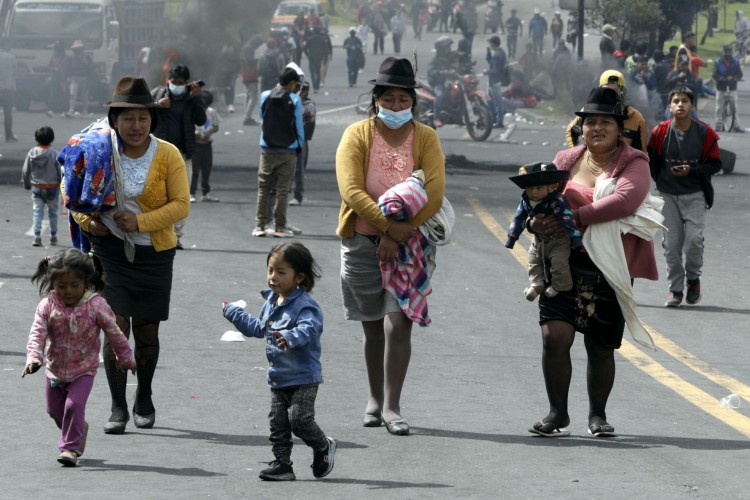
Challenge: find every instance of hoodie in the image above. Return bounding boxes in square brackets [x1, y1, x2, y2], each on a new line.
[21, 146, 61, 190]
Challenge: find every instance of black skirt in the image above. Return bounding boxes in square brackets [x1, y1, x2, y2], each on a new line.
[91, 234, 176, 321]
[538, 251, 625, 349]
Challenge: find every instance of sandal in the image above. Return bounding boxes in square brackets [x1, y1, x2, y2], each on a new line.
[528, 421, 570, 438]
[588, 423, 617, 437]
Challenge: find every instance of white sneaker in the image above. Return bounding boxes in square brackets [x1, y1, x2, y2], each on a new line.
[227, 104, 235, 113]
[190, 196, 196, 203]
[252, 227, 267, 237]
[272, 228, 295, 238]
[201, 194, 220, 202]
[288, 198, 302, 206]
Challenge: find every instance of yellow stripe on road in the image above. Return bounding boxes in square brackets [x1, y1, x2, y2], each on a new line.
[468, 196, 750, 438]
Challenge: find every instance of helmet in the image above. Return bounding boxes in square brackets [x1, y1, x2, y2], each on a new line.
[349, 26, 357, 33]
[434, 36, 453, 49]
[599, 69, 625, 89]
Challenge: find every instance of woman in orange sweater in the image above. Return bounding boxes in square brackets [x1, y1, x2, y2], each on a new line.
[72, 77, 190, 434]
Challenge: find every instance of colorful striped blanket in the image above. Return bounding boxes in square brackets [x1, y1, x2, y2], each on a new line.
[378, 173, 433, 327]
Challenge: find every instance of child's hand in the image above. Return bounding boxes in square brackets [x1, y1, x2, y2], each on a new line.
[116, 358, 136, 375]
[272, 331, 288, 350]
[21, 363, 41, 378]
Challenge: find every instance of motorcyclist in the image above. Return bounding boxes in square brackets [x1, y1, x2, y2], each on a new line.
[428, 35, 455, 127]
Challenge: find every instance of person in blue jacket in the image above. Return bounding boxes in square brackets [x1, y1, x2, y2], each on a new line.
[222, 242, 336, 482]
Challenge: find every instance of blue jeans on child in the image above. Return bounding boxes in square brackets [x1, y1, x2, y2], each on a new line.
[31, 186, 59, 237]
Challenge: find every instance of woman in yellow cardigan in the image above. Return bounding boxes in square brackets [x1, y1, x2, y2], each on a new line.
[336, 58, 445, 436]
[72, 77, 190, 434]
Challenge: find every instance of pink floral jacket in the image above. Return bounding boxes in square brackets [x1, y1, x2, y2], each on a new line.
[26, 291, 134, 382]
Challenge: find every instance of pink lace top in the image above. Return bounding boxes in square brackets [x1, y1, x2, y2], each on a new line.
[354, 126, 415, 235]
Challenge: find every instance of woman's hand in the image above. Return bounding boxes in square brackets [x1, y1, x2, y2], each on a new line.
[87, 218, 111, 237]
[385, 221, 415, 245]
[376, 234, 400, 262]
[529, 214, 565, 238]
[21, 362, 41, 378]
[113, 211, 139, 232]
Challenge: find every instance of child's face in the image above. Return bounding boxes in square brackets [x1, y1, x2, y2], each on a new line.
[525, 183, 557, 201]
[52, 271, 86, 307]
[267, 254, 304, 302]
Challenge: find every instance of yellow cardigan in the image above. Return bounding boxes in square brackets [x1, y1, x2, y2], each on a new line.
[336, 118, 446, 238]
[72, 138, 190, 252]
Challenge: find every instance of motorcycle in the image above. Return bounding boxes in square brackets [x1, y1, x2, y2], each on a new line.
[416, 71, 494, 141]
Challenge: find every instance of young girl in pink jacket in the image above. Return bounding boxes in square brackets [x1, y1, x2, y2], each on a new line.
[23, 249, 135, 467]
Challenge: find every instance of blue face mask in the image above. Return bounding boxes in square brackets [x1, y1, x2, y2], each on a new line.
[377, 107, 413, 129]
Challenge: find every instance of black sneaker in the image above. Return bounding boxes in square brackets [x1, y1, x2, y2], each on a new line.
[686, 279, 701, 304]
[665, 291, 683, 308]
[311, 437, 336, 478]
[259, 459, 295, 481]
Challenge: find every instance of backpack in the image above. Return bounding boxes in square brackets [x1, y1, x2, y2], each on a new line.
[261, 87, 297, 148]
[258, 51, 283, 87]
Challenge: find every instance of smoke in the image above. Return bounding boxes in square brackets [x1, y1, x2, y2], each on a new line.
[146, 0, 277, 86]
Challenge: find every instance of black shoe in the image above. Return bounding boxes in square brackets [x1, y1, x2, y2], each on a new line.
[259, 459, 296, 481]
[686, 278, 701, 304]
[243, 118, 258, 126]
[175, 241, 184, 250]
[311, 437, 336, 478]
[6, 135, 18, 142]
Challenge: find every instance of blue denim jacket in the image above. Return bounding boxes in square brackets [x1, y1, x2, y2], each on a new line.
[223, 288, 323, 389]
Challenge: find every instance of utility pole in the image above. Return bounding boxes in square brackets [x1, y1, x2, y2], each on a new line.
[578, 0, 585, 60]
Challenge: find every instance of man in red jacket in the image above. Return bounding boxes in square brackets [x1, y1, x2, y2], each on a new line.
[647, 86, 722, 308]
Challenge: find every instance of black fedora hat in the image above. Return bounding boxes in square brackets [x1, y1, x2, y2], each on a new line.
[105, 76, 158, 108]
[368, 57, 422, 89]
[509, 161, 568, 189]
[574, 86, 626, 118]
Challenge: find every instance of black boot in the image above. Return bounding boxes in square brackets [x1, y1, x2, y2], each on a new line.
[133, 349, 158, 429]
[103, 355, 129, 434]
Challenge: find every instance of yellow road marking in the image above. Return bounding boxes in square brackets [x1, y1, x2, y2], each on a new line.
[468, 195, 750, 437]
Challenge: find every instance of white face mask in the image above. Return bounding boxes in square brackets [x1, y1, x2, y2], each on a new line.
[169, 83, 186, 96]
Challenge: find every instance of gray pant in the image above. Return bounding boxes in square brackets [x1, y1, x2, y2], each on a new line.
[715, 89, 741, 128]
[659, 191, 706, 292]
[256, 152, 295, 229]
[243, 81, 259, 122]
[268, 384, 327, 461]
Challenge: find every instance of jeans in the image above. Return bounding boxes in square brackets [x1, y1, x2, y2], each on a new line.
[433, 84, 445, 122]
[31, 187, 59, 237]
[190, 142, 213, 196]
[46, 375, 94, 452]
[507, 34, 518, 58]
[346, 58, 359, 86]
[660, 191, 706, 292]
[0, 89, 14, 139]
[308, 57, 322, 91]
[256, 152, 296, 229]
[488, 82, 505, 125]
[68, 76, 89, 114]
[268, 384, 327, 461]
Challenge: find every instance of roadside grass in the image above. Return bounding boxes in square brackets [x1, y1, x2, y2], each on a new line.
[687, 3, 746, 81]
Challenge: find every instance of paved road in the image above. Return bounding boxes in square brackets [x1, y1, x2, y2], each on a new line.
[1, 9, 750, 500]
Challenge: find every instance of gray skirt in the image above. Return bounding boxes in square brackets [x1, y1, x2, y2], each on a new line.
[340, 232, 436, 322]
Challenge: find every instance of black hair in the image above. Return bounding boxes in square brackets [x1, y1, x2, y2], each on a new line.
[619, 40, 631, 52]
[108, 106, 158, 134]
[32, 248, 106, 297]
[34, 126, 54, 146]
[635, 41, 648, 55]
[668, 85, 694, 105]
[202, 90, 213, 107]
[369, 84, 418, 115]
[268, 242, 321, 293]
[652, 50, 664, 63]
[169, 64, 191, 80]
[279, 67, 300, 86]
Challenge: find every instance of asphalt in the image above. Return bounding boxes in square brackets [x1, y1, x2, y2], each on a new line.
[1, 13, 750, 500]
